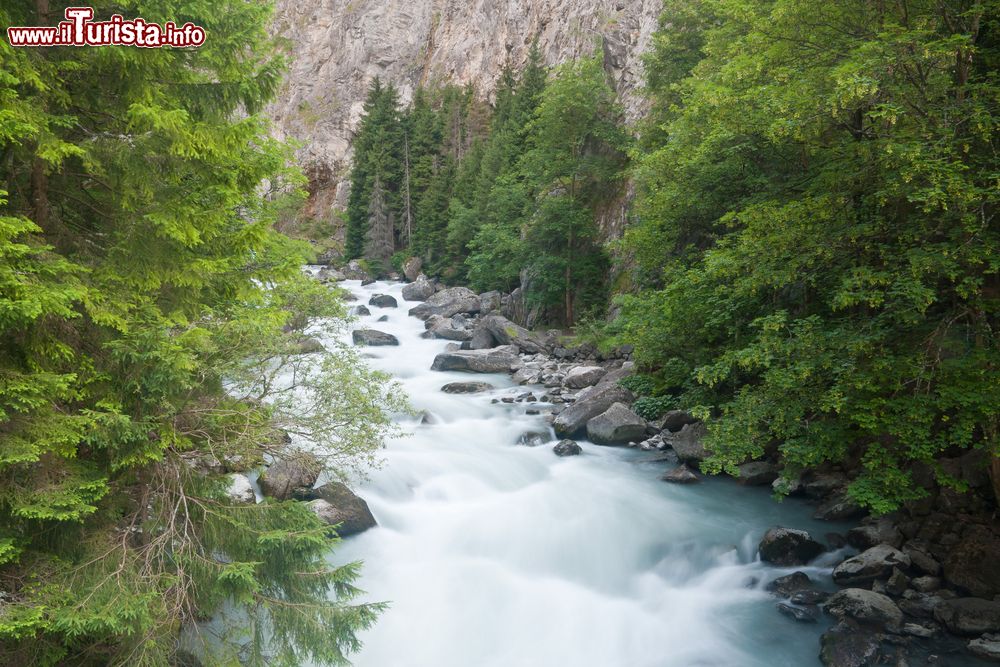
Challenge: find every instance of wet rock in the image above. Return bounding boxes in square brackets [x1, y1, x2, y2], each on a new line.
[466, 326, 497, 350]
[377, 315, 389, 322]
[934, 598, 1000, 637]
[826, 588, 903, 631]
[368, 293, 398, 308]
[426, 314, 473, 341]
[848, 518, 905, 551]
[586, 402, 647, 446]
[291, 336, 325, 355]
[661, 464, 700, 484]
[409, 286, 481, 320]
[430, 345, 518, 373]
[360, 277, 375, 286]
[351, 305, 371, 316]
[792, 589, 830, 605]
[777, 602, 819, 623]
[903, 543, 941, 576]
[226, 474, 256, 504]
[478, 291, 502, 313]
[886, 567, 909, 596]
[832, 545, 911, 586]
[668, 422, 710, 466]
[307, 482, 376, 536]
[402, 256, 423, 282]
[898, 591, 947, 619]
[803, 471, 849, 500]
[517, 431, 549, 447]
[911, 576, 941, 593]
[402, 276, 436, 301]
[736, 461, 780, 486]
[766, 571, 812, 597]
[552, 384, 634, 437]
[814, 491, 866, 521]
[820, 620, 883, 667]
[480, 314, 548, 354]
[758, 527, 825, 566]
[943, 526, 1000, 599]
[259, 454, 321, 500]
[352, 329, 400, 346]
[441, 381, 494, 394]
[342, 259, 370, 281]
[969, 635, 1000, 662]
[553, 439, 582, 457]
[562, 365, 607, 389]
[654, 410, 698, 433]
[902, 622, 938, 639]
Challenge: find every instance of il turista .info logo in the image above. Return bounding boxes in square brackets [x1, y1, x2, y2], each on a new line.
[6, 7, 205, 48]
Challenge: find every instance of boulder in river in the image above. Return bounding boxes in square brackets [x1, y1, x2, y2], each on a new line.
[259, 454, 321, 500]
[430, 345, 519, 373]
[668, 422, 710, 466]
[441, 381, 494, 394]
[813, 490, 865, 521]
[661, 464, 700, 484]
[586, 402, 647, 445]
[832, 544, 910, 586]
[409, 286, 481, 320]
[307, 482, 377, 536]
[934, 598, 1000, 636]
[352, 329, 400, 346]
[942, 525, 1000, 599]
[776, 602, 819, 623]
[819, 619, 883, 667]
[758, 527, 825, 566]
[402, 256, 423, 282]
[553, 439, 582, 457]
[478, 290, 502, 313]
[847, 518, 904, 551]
[969, 635, 1000, 662]
[825, 588, 903, 631]
[562, 365, 607, 389]
[402, 276, 436, 301]
[480, 314, 549, 354]
[351, 305, 371, 316]
[465, 326, 497, 350]
[552, 383, 634, 437]
[426, 314, 473, 341]
[766, 571, 812, 597]
[654, 409, 699, 433]
[369, 293, 398, 308]
[736, 461, 780, 486]
[342, 259, 370, 281]
[226, 474, 256, 504]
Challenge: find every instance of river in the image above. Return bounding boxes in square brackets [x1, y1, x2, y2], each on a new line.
[311, 279, 875, 667]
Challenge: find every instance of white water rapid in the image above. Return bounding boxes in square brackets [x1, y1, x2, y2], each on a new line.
[321, 279, 852, 667]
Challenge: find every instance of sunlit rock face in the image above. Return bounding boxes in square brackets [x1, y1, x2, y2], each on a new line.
[267, 0, 661, 232]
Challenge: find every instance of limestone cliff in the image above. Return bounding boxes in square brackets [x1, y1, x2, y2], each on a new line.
[268, 0, 661, 230]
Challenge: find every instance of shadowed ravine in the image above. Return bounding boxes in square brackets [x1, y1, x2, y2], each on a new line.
[306, 279, 866, 667]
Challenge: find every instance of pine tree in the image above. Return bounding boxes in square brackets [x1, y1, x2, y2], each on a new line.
[365, 176, 395, 261]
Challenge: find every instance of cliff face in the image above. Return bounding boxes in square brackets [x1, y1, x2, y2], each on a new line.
[268, 0, 661, 228]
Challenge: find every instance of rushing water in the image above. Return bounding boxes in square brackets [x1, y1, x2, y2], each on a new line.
[309, 279, 867, 667]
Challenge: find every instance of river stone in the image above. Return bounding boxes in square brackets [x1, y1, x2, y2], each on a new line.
[766, 571, 812, 597]
[465, 326, 498, 350]
[553, 439, 582, 457]
[826, 589, 903, 631]
[377, 315, 389, 322]
[408, 286, 481, 320]
[792, 589, 830, 605]
[776, 602, 819, 623]
[308, 482, 377, 536]
[430, 345, 518, 373]
[832, 544, 911, 586]
[441, 381, 494, 394]
[563, 365, 606, 389]
[402, 256, 422, 282]
[226, 474, 256, 504]
[669, 422, 710, 465]
[661, 464, 700, 484]
[552, 384, 634, 437]
[259, 454, 321, 500]
[426, 314, 473, 341]
[969, 635, 1000, 662]
[903, 543, 941, 576]
[813, 490, 865, 521]
[478, 290, 502, 313]
[847, 518, 904, 550]
[517, 431, 549, 447]
[934, 598, 1000, 636]
[368, 293, 398, 308]
[342, 259, 369, 281]
[758, 527, 825, 566]
[291, 336, 325, 355]
[943, 525, 1000, 599]
[586, 402, 647, 445]
[820, 620, 883, 667]
[402, 276, 436, 301]
[351, 305, 371, 316]
[654, 410, 699, 433]
[352, 329, 400, 346]
[480, 314, 548, 354]
[736, 461, 780, 486]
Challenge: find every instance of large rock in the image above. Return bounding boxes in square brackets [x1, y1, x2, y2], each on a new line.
[441, 381, 494, 394]
[426, 314, 473, 341]
[832, 545, 911, 586]
[562, 365, 607, 389]
[352, 329, 400, 346]
[758, 527, 825, 566]
[480, 314, 548, 354]
[826, 589, 903, 631]
[847, 518, 904, 551]
[402, 276, 436, 301]
[307, 482, 377, 536]
[586, 402, 647, 445]
[820, 620, 883, 667]
[661, 464, 700, 484]
[969, 635, 1000, 662]
[226, 474, 256, 504]
[669, 422, 710, 465]
[655, 410, 698, 432]
[478, 291, 502, 313]
[259, 455, 320, 500]
[943, 525, 1000, 598]
[766, 571, 813, 597]
[368, 293, 398, 308]
[553, 439, 582, 457]
[430, 345, 518, 373]
[934, 598, 1000, 636]
[341, 259, 370, 281]
[552, 384, 634, 437]
[408, 286, 481, 320]
[813, 491, 865, 521]
[402, 256, 423, 282]
[736, 461, 780, 486]
[465, 326, 497, 350]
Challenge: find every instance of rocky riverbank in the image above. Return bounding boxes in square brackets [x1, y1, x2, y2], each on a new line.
[314, 265, 1000, 666]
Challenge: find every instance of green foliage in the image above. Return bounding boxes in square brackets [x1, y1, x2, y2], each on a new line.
[618, 375, 656, 397]
[633, 396, 676, 421]
[618, 0, 1000, 512]
[0, 1, 403, 664]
